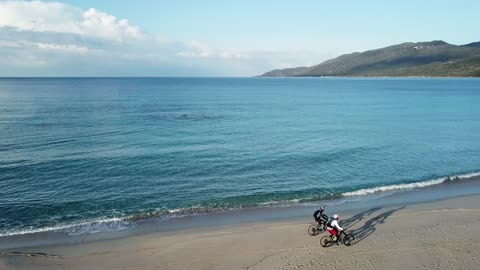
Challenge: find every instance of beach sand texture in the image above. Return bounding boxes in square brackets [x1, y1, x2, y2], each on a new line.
[1, 195, 479, 270]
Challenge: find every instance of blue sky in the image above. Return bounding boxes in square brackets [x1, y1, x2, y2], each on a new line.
[1, 0, 479, 76]
[61, 0, 480, 50]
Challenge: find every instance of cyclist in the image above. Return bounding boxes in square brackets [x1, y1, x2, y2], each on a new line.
[313, 206, 328, 225]
[327, 214, 343, 243]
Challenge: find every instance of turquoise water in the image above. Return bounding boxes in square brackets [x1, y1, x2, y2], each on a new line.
[1, 77, 480, 236]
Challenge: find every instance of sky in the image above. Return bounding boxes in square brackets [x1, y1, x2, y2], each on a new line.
[1, 0, 479, 77]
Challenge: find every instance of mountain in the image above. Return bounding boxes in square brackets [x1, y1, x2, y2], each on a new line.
[260, 41, 480, 77]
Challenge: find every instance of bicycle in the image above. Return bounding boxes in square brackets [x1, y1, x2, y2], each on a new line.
[320, 230, 355, 247]
[307, 221, 326, 236]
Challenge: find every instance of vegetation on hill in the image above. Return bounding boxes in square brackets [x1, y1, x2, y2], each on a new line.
[260, 41, 480, 77]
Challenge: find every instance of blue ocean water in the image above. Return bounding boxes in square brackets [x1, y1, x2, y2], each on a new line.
[1, 77, 480, 236]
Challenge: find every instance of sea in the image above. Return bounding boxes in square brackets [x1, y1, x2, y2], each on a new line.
[1, 77, 480, 247]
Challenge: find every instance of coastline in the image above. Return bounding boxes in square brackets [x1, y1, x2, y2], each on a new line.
[257, 75, 480, 78]
[1, 173, 480, 251]
[2, 77, 480, 249]
[2, 194, 479, 270]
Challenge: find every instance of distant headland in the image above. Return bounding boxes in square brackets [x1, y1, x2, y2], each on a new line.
[260, 40, 480, 77]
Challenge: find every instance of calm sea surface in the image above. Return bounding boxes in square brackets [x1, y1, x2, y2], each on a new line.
[1, 77, 479, 236]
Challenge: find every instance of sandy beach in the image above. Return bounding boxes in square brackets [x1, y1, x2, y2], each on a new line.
[1, 194, 479, 270]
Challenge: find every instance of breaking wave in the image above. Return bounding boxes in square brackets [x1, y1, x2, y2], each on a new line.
[342, 171, 480, 197]
[1, 171, 479, 238]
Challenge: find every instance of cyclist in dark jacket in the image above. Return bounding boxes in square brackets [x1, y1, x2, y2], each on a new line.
[313, 206, 328, 224]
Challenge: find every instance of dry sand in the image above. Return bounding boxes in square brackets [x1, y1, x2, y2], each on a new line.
[1, 195, 479, 270]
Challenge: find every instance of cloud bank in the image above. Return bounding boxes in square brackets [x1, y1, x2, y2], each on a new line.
[0, 1, 333, 76]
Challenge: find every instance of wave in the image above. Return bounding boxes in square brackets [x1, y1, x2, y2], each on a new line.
[0, 217, 126, 237]
[0, 198, 340, 238]
[2, 171, 479, 238]
[0, 206, 249, 237]
[342, 171, 480, 197]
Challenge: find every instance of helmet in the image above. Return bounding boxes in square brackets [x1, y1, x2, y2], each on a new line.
[320, 206, 324, 210]
[333, 214, 339, 220]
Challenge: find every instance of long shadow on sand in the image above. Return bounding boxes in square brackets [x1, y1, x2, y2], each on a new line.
[340, 207, 383, 229]
[345, 206, 406, 245]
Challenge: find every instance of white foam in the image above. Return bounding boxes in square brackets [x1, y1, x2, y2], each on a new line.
[342, 171, 480, 197]
[167, 208, 184, 214]
[258, 198, 301, 206]
[3, 171, 480, 237]
[0, 217, 124, 237]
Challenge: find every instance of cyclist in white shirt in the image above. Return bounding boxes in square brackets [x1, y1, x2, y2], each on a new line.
[326, 214, 343, 243]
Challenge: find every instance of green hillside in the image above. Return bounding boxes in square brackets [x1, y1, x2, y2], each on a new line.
[260, 41, 480, 77]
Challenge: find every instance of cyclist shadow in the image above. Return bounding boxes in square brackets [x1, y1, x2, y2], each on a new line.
[347, 206, 405, 245]
[340, 207, 383, 229]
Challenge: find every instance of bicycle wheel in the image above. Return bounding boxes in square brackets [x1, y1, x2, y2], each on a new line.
[308, 224, 319, 236]
[320, 236, 332, 247]
[342, 233, 355, 246]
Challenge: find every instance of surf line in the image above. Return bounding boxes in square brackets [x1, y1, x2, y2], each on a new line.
[0, 251, 61, 258]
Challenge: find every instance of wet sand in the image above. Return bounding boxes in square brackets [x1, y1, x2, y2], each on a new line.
[1, 194, 479, 270]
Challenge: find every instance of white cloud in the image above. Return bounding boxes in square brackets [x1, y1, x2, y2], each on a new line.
[0, 1, 334, 76]
[176, 41, 250, 59]
[0, 0, 142, 41]
[0, 39, 88, 53]
[0, 40, 22, 48]
[33, 42, 89, 53]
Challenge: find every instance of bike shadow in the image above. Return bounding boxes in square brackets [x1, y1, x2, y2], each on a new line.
[340, 206, 383, 229]
[347, 206, 406, 245]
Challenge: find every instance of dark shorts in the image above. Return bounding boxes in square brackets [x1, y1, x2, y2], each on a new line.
[315, 218, 325, 224]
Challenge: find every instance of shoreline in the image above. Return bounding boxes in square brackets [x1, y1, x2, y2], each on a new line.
[2, 173, 480, 250]
[258, 75, 480, 78]
[1, 76, 480, 79]
[1, 194, 479, 269]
